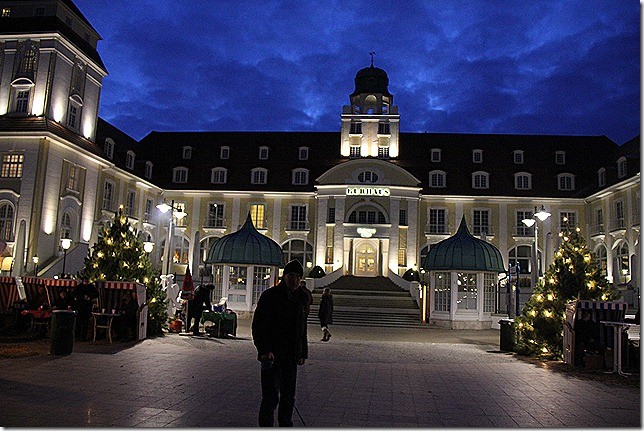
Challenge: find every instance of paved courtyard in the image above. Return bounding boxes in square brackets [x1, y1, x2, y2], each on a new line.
[0, 317, 640, 428]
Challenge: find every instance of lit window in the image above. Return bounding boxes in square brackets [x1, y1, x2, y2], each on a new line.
[211, 168, 227, 184]
[513, 150, 524, 164]
[220, 147, 230, 159]
[125, 151, 135, 170]
[251, 168, 267, 185]
[557, 173, 575, 191]
[292, 169, 308, 185]
[431, 148, 441, 162]
[473, 150, 483, 163]
[555, 151, 566, 165]
[259, 146, 269, 160]
[173, 167, 188, 183]
[2, 8, 11, 17]
[1, 154, 24, 178]
[250, 204, 265, 229]
[66, 162, 81, 191]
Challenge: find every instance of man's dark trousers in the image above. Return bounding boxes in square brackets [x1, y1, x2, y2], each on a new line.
[258, 360, 298, 427]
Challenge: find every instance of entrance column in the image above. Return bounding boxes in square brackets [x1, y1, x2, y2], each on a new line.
[334, 198, 346, 272]
[388, 197, 400, 273]
[315, 197, 328, 265]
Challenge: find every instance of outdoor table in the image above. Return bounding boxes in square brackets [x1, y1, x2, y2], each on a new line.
[92, 311, 119, 343]
[600, 320, 636, 377]
[21, 308, 51, 335]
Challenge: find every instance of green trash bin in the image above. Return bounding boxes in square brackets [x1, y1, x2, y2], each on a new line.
[50, 310, 77, 355]
[499, 318, 515, 352]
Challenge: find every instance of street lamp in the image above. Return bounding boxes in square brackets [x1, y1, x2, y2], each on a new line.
[156, 199, 187, 275]
[32, 256, 39, 276]
[522, 205, 551, 288]
[143, 234, 154, 254]
[60, 237, 72, 278]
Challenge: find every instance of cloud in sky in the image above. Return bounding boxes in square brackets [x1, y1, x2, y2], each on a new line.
[75, 0, 639, 144]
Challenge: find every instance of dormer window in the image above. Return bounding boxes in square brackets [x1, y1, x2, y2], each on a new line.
[292, 169, 308, 185]
[299, 147, 309, 160]
[429, 170, 446, 188]
[211, 167, 227, 184]
[220, 146, 230, 160]
[145, 161, 153, 179]
[555, 151, 566, 165]
[350, 121, 362, 134]
[514, 172, 531, 190]
[182, 146, 192, 159]
[472, 171, 489, 189]
[431, 149, 441, 163]
[557, 173, 575, 191]
[104, 138, 114, 159]
[251, 168, 267, 185]
[513, 150, 524, 164]
[125, 151, 135, 170]
[358, 171, 378, 183]
[617, 157, 627, 178]
[259, 146, 269, 160]
[473, 149, 483, 163]
[598, 168, 606, 187]
[173, 167, 188, 183]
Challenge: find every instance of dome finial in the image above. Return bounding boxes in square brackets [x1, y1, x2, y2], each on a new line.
[369, 50, 375, 67]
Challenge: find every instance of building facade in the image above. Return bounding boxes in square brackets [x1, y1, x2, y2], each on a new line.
[0, 1, 639, 314]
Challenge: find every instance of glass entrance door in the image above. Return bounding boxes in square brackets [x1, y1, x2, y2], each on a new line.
[354, 241, 378, 276]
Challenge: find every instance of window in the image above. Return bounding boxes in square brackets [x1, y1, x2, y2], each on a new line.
[472, 172, 489, 189]
[593, 208, 604, 235]
[67, 104, 78, 129]
[559, 211, 577, 230]
[2, 8, 11, 17]
[514, 173, 531, 190]
[457, 273, 477, 310]
[399, 209, 407, 226]
[125, 151, 135, 170]
[617, 157, 627, 178]
[102, 181, 114, 210]
[358, 171, 378, 183]
[143, 198, 153, 222]
[252, 266, 273, 305]
[349, 145, 361, 158]
[473, 209, 490, 235]
[104, 139, 114, 159]
[60, 212, 72, 242]
[145, 161, 153, 179]
[207, 203, 225, 228]
[513, 150, 524, 164]
[15, 89, 30, 113]
[398, 229, 407, 267]
[483, 273, 496, 313]
[173, 167, 188, 183]
[555, 151, 566, 165]
[516, 211, 532, 236]
[251, 168, 267, 185]
[282, 239, 314, 269]
[349, 122, 362, 134]
[125, 190, 136, 217]
[429, 170, 446, 188]
[593, 245, 608, 277]
[1, 154, 24, 178]
[19, 42, 38, 75]
[327, 207, 335, 224]
[259, 146, 269, 160]
[473, 150, 483, 163]
[615, 201, 625, 229]
[348, 207, 386, 224]
[66, 162, 79, 191]
[428, 208, 447, 234]
[616, 242, 630, 278]
[0, 203, 14, 241]
[598, 168, 606, 187]
[431, 148, 441, 162]
[250, 204, 265, 229]
[292, 169, 308, 185]
[289, 205, 307, 230]
[163, 235, 189, 264]
[220, 147, 230, 159]
[557, 173, 575, 191]
[378, 146, 389, 159]
[434, 272, 451, 312]
[299, 147, 309, 160]
[211, 167, 227, 184]
[182, 146, 192, 159]
[378, 122, 390, 134]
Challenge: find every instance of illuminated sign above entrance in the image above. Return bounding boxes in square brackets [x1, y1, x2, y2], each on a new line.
[346, 187, 390, 197]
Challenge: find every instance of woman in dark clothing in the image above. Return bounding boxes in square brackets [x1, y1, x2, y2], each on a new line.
[318, 288, 333, 342]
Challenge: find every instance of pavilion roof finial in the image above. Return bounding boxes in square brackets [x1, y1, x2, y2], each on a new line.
[369, 51, 375, 67]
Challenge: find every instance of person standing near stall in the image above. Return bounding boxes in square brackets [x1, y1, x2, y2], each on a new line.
[187, 284, 214, 335]
[318, 287, 334, 342]
[73, 278, 98, 341]
[252, 259, 308, 427]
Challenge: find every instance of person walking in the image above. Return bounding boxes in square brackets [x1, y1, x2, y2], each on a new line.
[318, 287, 334, 342]
[187, 284, 214, 335]
[252, 259, 308, 427]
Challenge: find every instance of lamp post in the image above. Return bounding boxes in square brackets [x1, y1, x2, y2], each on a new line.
[522, 205, 551, 289]
[32, 256, 39, 276]
[60, 237, 72, 278]
[143, 234, 154, 254]
[157, 199, 186, 276]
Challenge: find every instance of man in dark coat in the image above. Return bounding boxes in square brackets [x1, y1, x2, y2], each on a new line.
[73, 278, 98, 341]
[252, 259, 308, 427]
[187, 284, 213, 335]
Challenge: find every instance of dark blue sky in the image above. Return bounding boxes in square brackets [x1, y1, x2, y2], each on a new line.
[74, 0, 640, 144]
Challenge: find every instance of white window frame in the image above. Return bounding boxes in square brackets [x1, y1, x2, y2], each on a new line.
[125, 190, 136, 217]
[431, 148, 441, 163]
[125, 150, 135, 170]
[514, 172, 531, 190]
[473, 209, 491, 236]
[220, 146, 230, 160]
[472, 171, 489, 189]
[617, 157, 627, 178]
[0, 202, 15, 242]
[289, 205, 308, 230]
[211, 167, 227, 184]
[472, 149, 483, 163]
[251, 168, 267, 185]
[259, 146, 269, 160]
[145, 161, 153, 179]
[104, 138, 115, 160]
[557, 173, 575, 191]
[555, 151, 566, 165]
[598, 168, 606, 187]
[207, 203, 225, 228]
[428, 208, 447, 234]
[513, 150, 524, 164]
[66, 95, 82, 130]
[182, 146, 192, 159]
[102, 180, 115, 211]
[292, 168, 308, 185]
[299, 147, 309, 160]
[173, 167, 188, 183]
[1, 153, 24, 178]
[429, 170, 446, 188]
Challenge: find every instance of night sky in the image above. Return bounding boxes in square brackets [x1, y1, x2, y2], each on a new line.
[74, 0, 640, 144]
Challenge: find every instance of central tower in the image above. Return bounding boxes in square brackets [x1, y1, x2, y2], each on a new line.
[340, 59, 400, 158]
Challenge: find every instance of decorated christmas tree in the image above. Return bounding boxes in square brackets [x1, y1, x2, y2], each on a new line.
[81, 207, 168, 337]
[516, 224, 617, 358]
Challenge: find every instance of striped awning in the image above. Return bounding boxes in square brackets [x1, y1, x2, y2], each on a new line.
[575, 300, 628, 311]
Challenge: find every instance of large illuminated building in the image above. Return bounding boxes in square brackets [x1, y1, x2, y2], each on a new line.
[0, 1, 639, 323]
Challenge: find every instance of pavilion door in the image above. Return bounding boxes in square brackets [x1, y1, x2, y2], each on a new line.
[354, 240, 378, 276]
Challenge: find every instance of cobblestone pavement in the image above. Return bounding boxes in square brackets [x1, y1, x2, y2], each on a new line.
[0, 317, 640, 428]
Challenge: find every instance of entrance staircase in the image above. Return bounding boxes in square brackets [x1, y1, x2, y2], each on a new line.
[308, 275, 426, 329]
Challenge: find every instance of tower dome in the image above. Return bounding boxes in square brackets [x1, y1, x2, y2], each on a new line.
[423, 216, 505, 272]
[351, 64, 392, 98]
[205, 212, 283, 266]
